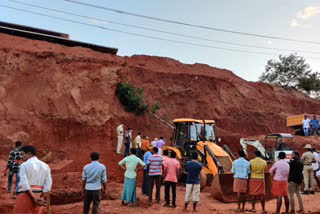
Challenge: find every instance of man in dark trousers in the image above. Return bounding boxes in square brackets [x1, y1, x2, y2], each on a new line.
[82, 152, 107, 214]
[147, 147, 164, 203]
[288, 151, 304, 213]
[4, 141, 23, 198]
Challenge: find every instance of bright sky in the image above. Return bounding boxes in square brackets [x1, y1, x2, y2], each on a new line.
[1, 0, 320, 81]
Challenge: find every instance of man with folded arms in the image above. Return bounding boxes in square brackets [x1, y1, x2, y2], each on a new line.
[13, 145, 52, 214]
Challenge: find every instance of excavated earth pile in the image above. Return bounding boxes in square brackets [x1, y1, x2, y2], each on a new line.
[1, 32, 320, 213]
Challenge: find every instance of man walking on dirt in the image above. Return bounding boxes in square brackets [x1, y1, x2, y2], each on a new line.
[4, 141, 23, 199]
[116, 123, 125, 155]
[184, 152, 202, 212]
[302, 115, 310, 136]
[13, 145, 52, 214]
[269, 152, 290, 214]
[288, 151, 304, 213]
[82, 152, 107, 214]
[231, 150, 250, 212]
[248, 150, 267, 213]
[147, 147, 164, 203]
[124, 128, 132, 157]
[301, 144, 316, 194]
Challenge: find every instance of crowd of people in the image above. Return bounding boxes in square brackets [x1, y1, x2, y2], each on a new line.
[2, 122, 319, 214]
[232, 143, 320, 214]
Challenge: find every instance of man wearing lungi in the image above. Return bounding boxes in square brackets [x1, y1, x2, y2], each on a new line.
[248, 150, 267, 213]
[119, 148, 145, 206]
[269, 152, 290, 214]
[231, 150, 250, 212]
[13, 145, 52, 214]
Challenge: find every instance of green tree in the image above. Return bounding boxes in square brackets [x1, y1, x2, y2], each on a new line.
[115, 82, 147, 114]
[259, 54, 320, 96]
[259, 53, 311, 87]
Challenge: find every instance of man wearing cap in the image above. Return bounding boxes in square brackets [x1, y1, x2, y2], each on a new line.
[301, 144, 316, 194]
[302, 115, 310, 136]
[116, 123, 125, 155]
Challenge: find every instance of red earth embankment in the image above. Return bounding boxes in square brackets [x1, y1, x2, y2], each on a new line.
[1, 32, 320, 212]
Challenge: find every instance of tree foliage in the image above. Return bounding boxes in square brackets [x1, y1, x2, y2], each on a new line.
[115, 82, 147, 114]
[259, 53, 320, 96]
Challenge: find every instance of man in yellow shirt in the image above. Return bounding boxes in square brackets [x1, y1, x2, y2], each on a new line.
[248, 151, 267, 213]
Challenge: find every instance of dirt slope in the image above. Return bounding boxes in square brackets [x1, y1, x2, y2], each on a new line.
[1, 32, 320, 211]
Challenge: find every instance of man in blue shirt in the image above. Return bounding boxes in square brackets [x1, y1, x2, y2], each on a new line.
[184, 152, 202, 212]
[231, 150, 250, 212]
[310, 115, 319, 136]
[82, 152, 107, 214]
[142, 147, 152, 195]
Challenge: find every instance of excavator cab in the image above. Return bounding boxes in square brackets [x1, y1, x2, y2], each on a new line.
[264, 133, 293, 163]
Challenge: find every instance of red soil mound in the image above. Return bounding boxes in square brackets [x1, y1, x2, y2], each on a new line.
[1, 32, 320, 212]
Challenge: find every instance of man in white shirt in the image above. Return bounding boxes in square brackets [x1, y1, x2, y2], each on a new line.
[302, 115, 310, 136]
[116, 123, 125, 155]
[312, 148, 320, 188]
[13, 145, 52, 214]
[134, 133, 142, 159]
[82, 152, 107, 214]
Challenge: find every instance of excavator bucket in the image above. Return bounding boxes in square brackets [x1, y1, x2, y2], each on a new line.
[210, 173, 274, 202]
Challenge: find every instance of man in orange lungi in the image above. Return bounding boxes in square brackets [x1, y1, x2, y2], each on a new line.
[13, 145, 52, 214]
[269, 152, 290, 214]
[231, 150, 250, 212]
[248, 150, 267, 213]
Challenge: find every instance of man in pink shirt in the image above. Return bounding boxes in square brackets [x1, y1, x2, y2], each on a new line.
[269, 152, 290, 214]
[163, 151, 180, 208]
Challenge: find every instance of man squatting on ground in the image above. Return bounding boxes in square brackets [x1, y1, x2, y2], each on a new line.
[184, 152, 202, 212]
[231, 150, 250, 212]
[13, 145, 52, 214]
[4, 141, 23, 199]
[82, 152, 107, 214]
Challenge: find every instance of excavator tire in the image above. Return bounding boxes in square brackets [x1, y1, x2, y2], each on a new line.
[200, 171, 207, 191]
[210, 173, 274, 202]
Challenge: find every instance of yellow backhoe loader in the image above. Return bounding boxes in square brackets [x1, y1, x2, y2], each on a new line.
[161, 118, 236, 202]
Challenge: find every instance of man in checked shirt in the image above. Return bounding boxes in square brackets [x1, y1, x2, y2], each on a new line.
[4, 141, 23, 199]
